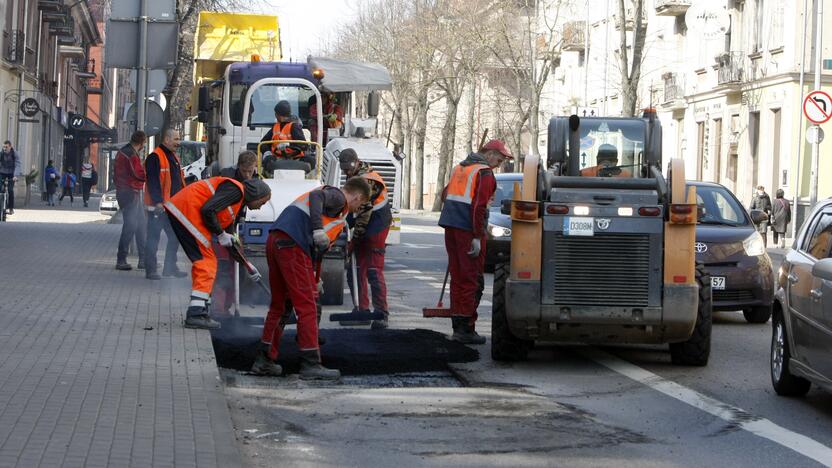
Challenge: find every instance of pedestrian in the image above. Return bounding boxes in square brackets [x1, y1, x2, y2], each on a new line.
[339, 148, 393, 330]
[438, 139, 512, 344]
[771, 189, 792, 249]
[252, 177, 371, 380]
[750, 185, 772, 247]
[59, 167, 76, 205]
[43, 160, 58, 207]
[144, 128, 187, 280]
[79, 156, 97, 208]
[0, 140, 20, 215]
[212, 150, 259, 316]
[165, 176, 272, 329]
[115, 131, 148, 271]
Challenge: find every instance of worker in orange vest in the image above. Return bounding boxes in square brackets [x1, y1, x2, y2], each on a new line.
[580, 144, 632, 178]
[252, 177, 371, 380]
[339, 148, 393, 330]
[144, 129, 187, 280]
[309, 92, 344, 144]
[165, 177, 272, 329]
[438, 139, 512, 344]
[261, 100, 316, 174]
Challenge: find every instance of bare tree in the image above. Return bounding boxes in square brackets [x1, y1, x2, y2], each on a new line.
[616, 0, 647, 117]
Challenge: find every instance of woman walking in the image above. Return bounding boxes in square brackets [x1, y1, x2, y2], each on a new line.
[59, 167, 76, 205]
[44, 160, 58, 206]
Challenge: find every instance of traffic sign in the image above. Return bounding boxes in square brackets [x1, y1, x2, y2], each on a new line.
[69, 114, 86, 130]
[803, 90, 832, 124]
[126, 100, 165, 136]
[807, 125, 825, 144]
[129, 70, 168, 96]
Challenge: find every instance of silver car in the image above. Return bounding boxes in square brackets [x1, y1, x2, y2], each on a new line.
[771, 198, 832, 395]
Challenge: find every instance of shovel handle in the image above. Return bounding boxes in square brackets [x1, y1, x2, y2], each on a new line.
[438, 266, 450, 306]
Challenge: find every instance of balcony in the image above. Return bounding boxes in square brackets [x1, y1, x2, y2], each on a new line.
[655, 0, 691, 16]
[716, 52, 744, 86]
[661, 72, 686, 110]
[4, 30, 24, 64]
[615, 7, 646, 31]
[562, 21, 585, 52]
[38, 0, 64, 11]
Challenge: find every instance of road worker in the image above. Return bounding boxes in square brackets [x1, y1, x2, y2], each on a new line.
[165, 176, 272, 329]
[253, 177, 371, 380]
[339, 148, 393, 330]
[438, 139, 512, 344]
[261, 100, 316, 174]
[309, 92, 344, 143]
[580, 144, 631, 178]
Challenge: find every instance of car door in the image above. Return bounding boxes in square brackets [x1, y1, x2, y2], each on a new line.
[789, 212, 832, 370]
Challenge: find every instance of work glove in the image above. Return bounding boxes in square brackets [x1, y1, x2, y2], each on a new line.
[467, 238, 482, 258]
[248, 265, 262, 283]
[217, 232, 234, 247]
[313, 229, 330, 251]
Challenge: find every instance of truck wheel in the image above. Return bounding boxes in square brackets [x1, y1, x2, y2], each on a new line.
[743, 305, 772, 324]
[669, 263, 712, 366]
[770, 307, 811, 396]
[491, 262, 531, 361]
[319, 256, 344, 306]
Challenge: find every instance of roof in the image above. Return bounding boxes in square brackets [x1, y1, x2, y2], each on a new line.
[307, 57, 392, 92]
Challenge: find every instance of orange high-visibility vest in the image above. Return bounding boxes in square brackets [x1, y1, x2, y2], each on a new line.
[270, 187, 349, 256]
[271, 122, 304, 158]
[144, 146, 185, 206]
[164, 177, 245, 248]
[438, 163, 490, 231]
[360, 170, 392, 235]
[361, 171, 388, 212]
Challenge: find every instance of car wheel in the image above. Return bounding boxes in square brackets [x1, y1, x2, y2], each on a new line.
[491, 262, 531, 361]
[669, 263, 712, 366]
[770, 309, 811, 396]
[743, 305, 772, 324]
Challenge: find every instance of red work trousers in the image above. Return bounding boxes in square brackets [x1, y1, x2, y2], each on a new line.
[261, 231, 319, 360]
[349, 227, 389, 312]
[211, 239, 235, 315]
[444, 227, 486, 328]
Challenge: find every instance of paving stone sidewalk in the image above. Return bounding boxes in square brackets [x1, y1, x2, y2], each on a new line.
[0, 210, 240, 467]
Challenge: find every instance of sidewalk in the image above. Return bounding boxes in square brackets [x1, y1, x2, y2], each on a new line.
[0, 208, 240, 467]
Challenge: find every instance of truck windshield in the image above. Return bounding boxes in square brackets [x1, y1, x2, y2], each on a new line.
[230, 83, 315, 127]
[574, 119, 645, 178]
[178, 142, 205, 166]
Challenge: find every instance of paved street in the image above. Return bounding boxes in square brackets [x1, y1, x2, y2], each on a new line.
[2, 207, 832, 467]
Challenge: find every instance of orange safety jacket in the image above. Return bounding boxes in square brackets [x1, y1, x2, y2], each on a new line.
[360, 171, 392, 235]
[164, 177, 245, 249]
[270, 187, 349, 257]
[438, 163, 490, 231]
[144, 146, 185, 206]
[271, 122, 304, 158]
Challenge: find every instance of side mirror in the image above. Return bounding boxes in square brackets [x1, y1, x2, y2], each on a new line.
[501, 199, 512, 215]
[197, 111, 208, 123]
[367, 91, 380, 117]
[812, 258, 832, 282]
[750, 209, 768, 225]
[198, 86, 210, 112]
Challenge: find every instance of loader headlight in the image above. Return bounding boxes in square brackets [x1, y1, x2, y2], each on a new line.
[488, 223, 511, 238]
[743, 232, 766, 257]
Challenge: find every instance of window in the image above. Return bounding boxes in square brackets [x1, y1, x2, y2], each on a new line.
[712, 118, 722, 182]
[754, 0, 765, 53]
[492, 179, 521, 207]
[805, 213, 832, 259]
[229, 83, 315, 127]
[572, 119, 645, 178]
[696, 121, 705, 180]
[694, 185, 747, 226]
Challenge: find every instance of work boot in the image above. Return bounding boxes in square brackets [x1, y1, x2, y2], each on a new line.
[115, 261, 132, 271]
[299, 350, 340, 381]
[251, 347, 283, 377]
[146, 272, 161, 280]
[183, 306, 221, 330]
[452, 319, 486, 345]
[137, 260, 145, 270]
[371, 310, 389, 330]
[162, 268, 188, 278]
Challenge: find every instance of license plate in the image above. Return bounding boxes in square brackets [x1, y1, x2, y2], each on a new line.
[711, 276, 726, 290]
[564, 217, 594, 236]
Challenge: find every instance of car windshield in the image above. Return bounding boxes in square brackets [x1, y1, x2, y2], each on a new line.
[178, 143, 204, 166]
[229, 83, 315, 127]
[573, 119, 645, 178]
[492, 178, 521, 207]
[694, 185, 748, 226]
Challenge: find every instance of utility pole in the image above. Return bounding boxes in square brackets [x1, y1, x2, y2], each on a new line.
[136, 0, 148, 132]
[603, 0, 610, 116]
[809, 0, 823, 208]
[793, 0, 810, 239]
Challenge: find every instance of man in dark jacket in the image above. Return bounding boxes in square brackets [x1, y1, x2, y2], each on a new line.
[0, 141, 20, 215]
[115, 131, 148, 270]
[771, 189, 791, 249]
[750, 185, 772, 247]
[144, 129, 186, 280]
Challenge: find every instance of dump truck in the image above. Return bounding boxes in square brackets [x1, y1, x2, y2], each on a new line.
[493, 111, 712, 365]
[190, 12, 402, 308]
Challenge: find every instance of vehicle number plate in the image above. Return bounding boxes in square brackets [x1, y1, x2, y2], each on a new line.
[564, 217, 594, 236]
[711, 276, 726, 290]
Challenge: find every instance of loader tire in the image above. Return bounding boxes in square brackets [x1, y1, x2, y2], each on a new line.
[491, 262, 531, 361]
[319, 256, 345, 306]
[669, 263, 712, 366]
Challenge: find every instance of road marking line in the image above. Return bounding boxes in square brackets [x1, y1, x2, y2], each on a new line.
[400, 270, 421, 274]
[582, 348, 832, 466]
[414, 276, 436, 281]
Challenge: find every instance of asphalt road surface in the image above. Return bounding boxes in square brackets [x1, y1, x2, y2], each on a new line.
[222, 214, 832, 467]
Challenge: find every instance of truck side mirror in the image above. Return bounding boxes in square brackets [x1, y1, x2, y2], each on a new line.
[367, 91, 380, 117]
[198, 86, 210, 113]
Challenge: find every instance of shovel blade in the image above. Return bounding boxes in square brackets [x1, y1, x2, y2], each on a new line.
[422, 307, 452, 318]
[329, 309, 386, 322]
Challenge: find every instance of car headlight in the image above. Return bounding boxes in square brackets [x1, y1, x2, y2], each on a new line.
[488, 223, 511, 238]
[743, 232, 766, 256]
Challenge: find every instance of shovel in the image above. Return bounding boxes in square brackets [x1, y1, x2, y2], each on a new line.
[329, 228, 385, 323]
[422, 266, 451, 317]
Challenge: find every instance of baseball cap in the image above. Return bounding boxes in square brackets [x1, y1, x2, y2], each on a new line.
[480, 139, 513, 159]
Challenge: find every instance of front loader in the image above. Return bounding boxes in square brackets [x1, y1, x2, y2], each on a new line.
[493, 110, 712, 365]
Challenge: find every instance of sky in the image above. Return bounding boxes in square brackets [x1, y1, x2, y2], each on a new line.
[253, 0, 359, 62]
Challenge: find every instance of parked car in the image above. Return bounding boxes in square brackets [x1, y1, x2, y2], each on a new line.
[770, 197, 832, 396]
[485, 173, 522, 269]
[691, 181, 774, 323]
[99, 190, 119, 216]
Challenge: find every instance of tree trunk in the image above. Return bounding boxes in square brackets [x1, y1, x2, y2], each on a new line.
[464, 82, 477, 153]
[412, 91, 429, 210]
[431, 95, 461, 212]
[394, 111, 412, 209]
